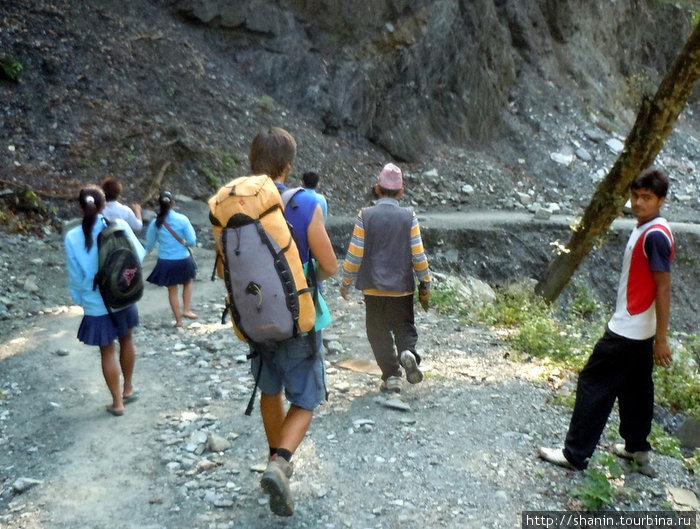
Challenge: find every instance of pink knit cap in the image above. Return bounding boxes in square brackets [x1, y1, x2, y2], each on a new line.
[377, 163, 403, 190]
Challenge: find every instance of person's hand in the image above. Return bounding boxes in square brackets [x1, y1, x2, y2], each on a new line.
[131, 203, 142, 217]
[339, 284, 350, 301]
[654, 338, 672, 367]
[418, 287, 430, 312]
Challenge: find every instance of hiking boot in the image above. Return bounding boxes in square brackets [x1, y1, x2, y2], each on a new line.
[268, 456, 294, 478]
[399, 350, 423, 384]
[538, 447, 576, 470]
[380, 376, 402, 393]
[260, 458, 294, 516]
[611, 443, 656, 478]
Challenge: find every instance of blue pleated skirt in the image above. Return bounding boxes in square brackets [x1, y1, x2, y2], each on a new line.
[77, 304, 139, 346]
[147, 257, 196, 287]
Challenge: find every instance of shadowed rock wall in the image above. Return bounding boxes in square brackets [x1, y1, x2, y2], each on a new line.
[176, 0, 691, 161]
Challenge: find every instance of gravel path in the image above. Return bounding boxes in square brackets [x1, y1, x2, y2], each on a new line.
[0, 238, 698, 529]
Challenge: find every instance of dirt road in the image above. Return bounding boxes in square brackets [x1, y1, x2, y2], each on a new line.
[1, 247, 698, 529]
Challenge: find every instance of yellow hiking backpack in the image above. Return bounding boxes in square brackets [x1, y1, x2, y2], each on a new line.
[208, 175, 316, 343]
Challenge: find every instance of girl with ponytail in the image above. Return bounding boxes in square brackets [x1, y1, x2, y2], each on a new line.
[65, 185, 146, 416]
[145, 191, 198, 327]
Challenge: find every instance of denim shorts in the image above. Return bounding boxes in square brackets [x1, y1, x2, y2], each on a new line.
[250, 332, 325, 411]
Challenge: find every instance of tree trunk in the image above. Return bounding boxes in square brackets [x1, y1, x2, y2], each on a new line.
[536, 23, 700, 302]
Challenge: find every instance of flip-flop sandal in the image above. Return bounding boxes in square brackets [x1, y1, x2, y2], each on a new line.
[105, 406, 124, 417]
[123, 389, 141, 404]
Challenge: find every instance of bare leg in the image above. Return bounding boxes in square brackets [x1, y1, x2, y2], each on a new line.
[261, 392, 286, 450]
[100, 343, 124, 412]
[118, 331, 136, 397]
[182, 280, 197, 319]
[260, 393, 313, 454]
[167, 285, 181, 326]
[278, 405, 313, 453]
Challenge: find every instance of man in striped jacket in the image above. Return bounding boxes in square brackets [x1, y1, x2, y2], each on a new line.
[340, 163, 431, 394]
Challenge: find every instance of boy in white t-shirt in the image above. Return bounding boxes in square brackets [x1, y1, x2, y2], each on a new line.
[539, 167, 674, 477]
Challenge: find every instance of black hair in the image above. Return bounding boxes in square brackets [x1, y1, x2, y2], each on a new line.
[155, 191, 173, 228]
[102, 176, 122, 201]
[302, 171, 320, 189]
[78, 186, 106, 251]
[631, 167, 669, 198]
[377, 186, 402, 198]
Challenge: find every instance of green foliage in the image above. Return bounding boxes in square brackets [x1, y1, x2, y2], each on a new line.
[568, 281, 600, 319]
[201, 166, 219, 189]
[1, 58, 23, 81]
[692, 10, 700, 28]
[550, 388, 577, 409]
[624, 69, 654, 106]
[429, 283, 471, 318]
[649, 423, 683, 459]
[200, 151, 239, 190]
[479, 281, 595, 369]
[653, 336, 700, 421]
[0, 191, 58, 234]
[683, 448, 700, 475]
[477, 280, 700, 421]
[570, 453, 622, 511]
[257, 95, 275, 111]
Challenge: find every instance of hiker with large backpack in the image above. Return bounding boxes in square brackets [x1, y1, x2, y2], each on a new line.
[210, 127, 337, 517]
[145, 191, 198, 327]
[64, 186, 146, 417]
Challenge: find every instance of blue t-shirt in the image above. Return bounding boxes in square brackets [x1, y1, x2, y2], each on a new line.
[303, 188, 327, 220]
[645, 230, 672, 272]
[276, 184, 319, 264]
[145, 210, 196, 260]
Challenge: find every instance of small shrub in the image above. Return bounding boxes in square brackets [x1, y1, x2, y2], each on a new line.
[568, 281, 600, 319]
[653, 339, 700, 421]
[1, 58, 23, 81]
[649, 423, 683, 459]
[201, 166, 219, 189]
[683, 448, 700, 475]
[219, 152, 237, 175]
[257, 95, 275, 111]
[550, 389, 577, 409]
[570, 453, 622, 511]
[693, 10, 700, 28]
[427, 278, 474, 319]
[200, 151, 239, 190]
[479, 282, 593, 368]
[429, 284, 467, 317]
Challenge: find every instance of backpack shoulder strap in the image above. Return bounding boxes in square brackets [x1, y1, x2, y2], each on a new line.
[281, 187, 305, 209]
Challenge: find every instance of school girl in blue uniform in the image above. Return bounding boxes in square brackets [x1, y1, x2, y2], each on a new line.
[145, 191, 197, 327]
[64, 186, 146, 416]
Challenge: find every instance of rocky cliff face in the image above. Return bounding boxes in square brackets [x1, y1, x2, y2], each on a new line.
[1, 0, 699, 226]
[177, 0, 693, 161]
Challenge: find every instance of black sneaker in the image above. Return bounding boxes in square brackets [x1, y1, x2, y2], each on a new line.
[400, 350, 423, 384]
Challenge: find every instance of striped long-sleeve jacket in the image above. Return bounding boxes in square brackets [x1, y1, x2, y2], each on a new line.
[341, 198, 430, 296]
